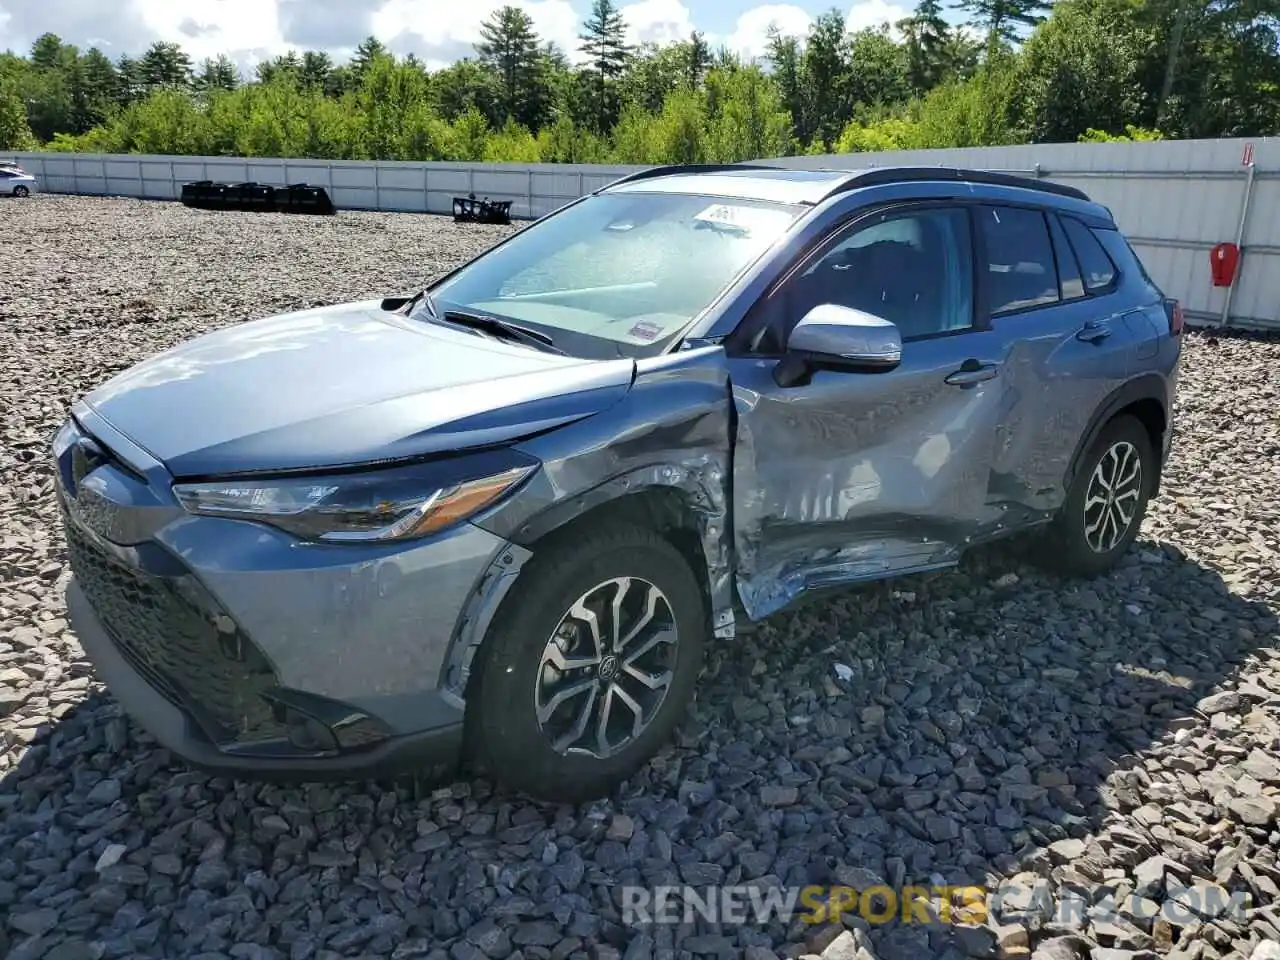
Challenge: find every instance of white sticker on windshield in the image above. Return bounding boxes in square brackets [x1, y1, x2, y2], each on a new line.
[695, 204, 741, 225]
[693, 203, 793, 236]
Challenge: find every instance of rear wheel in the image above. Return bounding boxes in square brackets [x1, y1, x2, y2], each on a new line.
[12, 185, 29, 198]
[467, 521, 706, 802]
[1033, 414, 1155, 577]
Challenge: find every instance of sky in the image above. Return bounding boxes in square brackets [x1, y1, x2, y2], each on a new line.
[0, 0, 941, 73]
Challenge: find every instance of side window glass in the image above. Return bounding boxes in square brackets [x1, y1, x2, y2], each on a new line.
[761, 207, 974, 349]
[978, 206, 1060, 314]
[1047, 214, 1085, 300]
[1061, 216, 1117, 291]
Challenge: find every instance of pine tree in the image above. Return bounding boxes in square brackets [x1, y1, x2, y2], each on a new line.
[958, 0, 1051, 47]
[475, 6, 542, 127]
[898, 0, 951, 94]
[765, 25, 805, 144]
[115, 55, 143, 106]
[30, 33, 64, 72]
[684, 29, 711, 88]
[139, 42, 192, 90]
[350, 37, 388, 80]
[578, 0, 631, 133]
[300, 51, 334, 91]
[801, 10, 851, 149]
[196, 55, 239, 92]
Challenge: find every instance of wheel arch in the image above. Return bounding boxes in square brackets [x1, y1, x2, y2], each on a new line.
[1066, 374, 1169, 497]
[442, 469, 733, 708]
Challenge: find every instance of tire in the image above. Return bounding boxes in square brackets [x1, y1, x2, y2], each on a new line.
[12, 186, 29, 198]
[467, 520, 707, 802]
[1033, 414, 1155, 577]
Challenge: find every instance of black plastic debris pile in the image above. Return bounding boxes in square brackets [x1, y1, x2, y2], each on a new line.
[180, 181, 336, 215]
[453, 194, 512, 225]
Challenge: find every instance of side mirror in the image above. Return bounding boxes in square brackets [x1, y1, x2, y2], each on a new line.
[773, 304, 902, 388]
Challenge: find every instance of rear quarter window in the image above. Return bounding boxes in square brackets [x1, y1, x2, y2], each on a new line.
[1060, 216, 1117, 292]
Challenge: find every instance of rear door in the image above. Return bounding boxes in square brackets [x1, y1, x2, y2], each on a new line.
[727, 201, 1014, 619]
[976, 204, 1145, 511]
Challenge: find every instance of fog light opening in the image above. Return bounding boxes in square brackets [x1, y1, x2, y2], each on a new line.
[283, 708, 339, 752]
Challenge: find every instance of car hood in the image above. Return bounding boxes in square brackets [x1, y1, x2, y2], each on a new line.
[81, 299, 636, 478]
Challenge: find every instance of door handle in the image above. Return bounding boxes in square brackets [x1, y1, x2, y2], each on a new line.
[945, 362, 999, 386]
[1077, 320, 1112, 343]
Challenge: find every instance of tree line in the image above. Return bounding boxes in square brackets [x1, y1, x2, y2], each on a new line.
[1, 0, 1278, 164]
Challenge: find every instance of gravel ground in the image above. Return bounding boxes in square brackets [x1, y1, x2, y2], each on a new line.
[2, 195, 1279, 960]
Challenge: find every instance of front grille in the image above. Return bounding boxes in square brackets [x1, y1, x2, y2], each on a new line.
[64, 512, 285, 747]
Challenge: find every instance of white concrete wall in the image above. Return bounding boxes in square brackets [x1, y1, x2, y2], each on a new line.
[6, 138, 1279, 330]
[1, 153, 646, 220]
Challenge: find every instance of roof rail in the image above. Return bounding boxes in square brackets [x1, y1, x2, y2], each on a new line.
[818, 166, 1090, 202]
[600, 163, 785, 191]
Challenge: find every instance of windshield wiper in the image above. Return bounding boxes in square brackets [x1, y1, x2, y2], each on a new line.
[434, 309, 564, 355]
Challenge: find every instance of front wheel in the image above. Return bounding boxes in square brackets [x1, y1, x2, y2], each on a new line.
[1033, 414, 1155, 577]
[12, 185, 29, 198]
[467, 521, 707, 802]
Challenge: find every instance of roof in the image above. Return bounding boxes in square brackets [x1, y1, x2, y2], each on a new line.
[606, 167, 852, 206]
[602, 163, 1094, 207]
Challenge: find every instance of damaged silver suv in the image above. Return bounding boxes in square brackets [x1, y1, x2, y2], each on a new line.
[55, 164, 1183, 802]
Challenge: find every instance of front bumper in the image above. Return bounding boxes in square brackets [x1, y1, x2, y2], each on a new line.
[67, 578, 463, 781]
[54, 406, 514, 781]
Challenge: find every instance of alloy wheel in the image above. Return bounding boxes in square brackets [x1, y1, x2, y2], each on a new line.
[13, 186, 28, 198]
[534, 576, 678, 759]
[1083, 439, 1143, 553]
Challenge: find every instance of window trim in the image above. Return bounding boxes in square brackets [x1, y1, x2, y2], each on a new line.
[1046, 211, 1087, 303]
[977, 204, 1066, 320]
[726, 199, 985, 358]
[1057, 213, 1121, 297]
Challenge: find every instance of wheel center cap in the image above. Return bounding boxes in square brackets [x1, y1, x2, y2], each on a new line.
[598, 655, 620, 681]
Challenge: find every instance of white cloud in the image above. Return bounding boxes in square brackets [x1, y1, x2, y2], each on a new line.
[845, 0, 910, 35]
[621, 0, 694, 47]
[132, 0, 289, 64]
[721, 4, 811, 61]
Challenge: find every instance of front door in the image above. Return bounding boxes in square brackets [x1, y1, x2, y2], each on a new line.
[728, 202, 1012, 620]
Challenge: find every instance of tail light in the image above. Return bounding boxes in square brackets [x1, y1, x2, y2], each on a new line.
[1163, 298, 1185, 336]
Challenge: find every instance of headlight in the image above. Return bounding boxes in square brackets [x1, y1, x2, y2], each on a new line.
[173, 455, 536, 543]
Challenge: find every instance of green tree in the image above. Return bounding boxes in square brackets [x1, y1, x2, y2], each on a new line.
[621, 42, 686, 112]
[0, 75, 38, 149]
[765, 25, 805, 146]
[475, 6, 549, 129]
[115, 56, 143, 105]
[350, 37, 388, 82]
[431, 59, 502, 125]
[683, 30, 712, 88]
[897, 0, 951, 94]
[80, 48, 122, 123]
[846, 26, 911, 110]
[801, 9, 852, 149]
[578, 0, 632, 133]
[300, 51, 335, 91]
[30, 33, 64, 72]
[1015, 0, 1146, 143]
[139, 42, 192, 90]
[256, 52, 302, 85]
[959, 0, 1052, 47]
[706, 65, 793, 161]
[196, 55, 239, 92]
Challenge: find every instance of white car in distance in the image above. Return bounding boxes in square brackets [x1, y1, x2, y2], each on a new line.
[0, 164, 38, 197]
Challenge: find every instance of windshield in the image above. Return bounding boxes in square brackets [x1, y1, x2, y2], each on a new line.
[426, 191, 805, 358]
